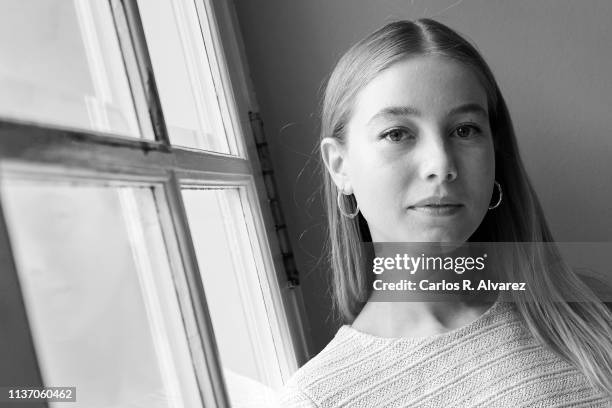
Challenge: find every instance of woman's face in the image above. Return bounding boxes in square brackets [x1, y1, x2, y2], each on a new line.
[323, 55, 495, 242]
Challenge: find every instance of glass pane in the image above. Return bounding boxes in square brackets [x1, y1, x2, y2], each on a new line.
[182, 188, 281, 406]
[0, 0, 146, 138]
[138, 0, 234, 153]
[0, 176, 201, 407]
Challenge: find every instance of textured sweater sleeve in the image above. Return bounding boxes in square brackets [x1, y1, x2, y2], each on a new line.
[277, 384, 318, 408]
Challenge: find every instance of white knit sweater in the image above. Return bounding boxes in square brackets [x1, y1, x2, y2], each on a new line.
[279, 301, 611, 407]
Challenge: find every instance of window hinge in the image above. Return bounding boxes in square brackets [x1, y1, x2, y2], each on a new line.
[249, 111, 300, 288]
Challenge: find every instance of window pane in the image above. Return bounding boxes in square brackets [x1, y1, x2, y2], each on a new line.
[182, 187, 282, 406]
[0, 0, 147, 138]
[0, 176, 201, 408]
[138, 0, 234, 153]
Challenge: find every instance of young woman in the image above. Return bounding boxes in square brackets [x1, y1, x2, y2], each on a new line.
[279, 19, 612, 407]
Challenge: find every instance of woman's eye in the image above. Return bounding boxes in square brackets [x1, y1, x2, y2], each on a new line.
[452, 124, 481, 138]
[381, 128, 412, 142]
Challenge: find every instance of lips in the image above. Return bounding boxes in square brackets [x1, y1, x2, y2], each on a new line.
[408, 196, 463, 215]
[409, 196, 463, 207]
[409, 204, 463, 216]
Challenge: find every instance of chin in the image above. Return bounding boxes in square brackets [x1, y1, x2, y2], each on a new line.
[409, 231, 469, 244]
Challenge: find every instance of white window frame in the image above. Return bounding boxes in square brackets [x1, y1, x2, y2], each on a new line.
[0, 0, 312, 406]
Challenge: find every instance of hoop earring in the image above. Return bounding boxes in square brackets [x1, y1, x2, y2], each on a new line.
[337, 190, 359, 218]
[488, 180, 503, 210]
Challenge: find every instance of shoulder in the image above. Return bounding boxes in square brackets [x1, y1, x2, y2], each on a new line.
[277, 383, 318, 408]
[278, 325, 375, 407]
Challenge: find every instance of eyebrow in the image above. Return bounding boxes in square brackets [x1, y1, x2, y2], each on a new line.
[366, 103, 488, 125]
[448, 103, 488, 118]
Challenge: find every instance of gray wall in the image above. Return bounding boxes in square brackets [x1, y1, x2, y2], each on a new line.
[232, 0, 612, 355]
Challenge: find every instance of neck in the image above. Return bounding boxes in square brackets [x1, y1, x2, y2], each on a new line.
[351, 298, 494, 339]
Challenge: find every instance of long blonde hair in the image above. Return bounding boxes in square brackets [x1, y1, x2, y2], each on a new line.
[320, 19, 612, 395]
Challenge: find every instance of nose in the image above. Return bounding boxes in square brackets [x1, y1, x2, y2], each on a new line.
[418, 132, 458, 183]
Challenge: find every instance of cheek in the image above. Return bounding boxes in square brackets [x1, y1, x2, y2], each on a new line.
[349, 154, 415, 215]
[459, 147, 495, 205]
[346, 146, 380, 192]
[350, 164, 388, 200]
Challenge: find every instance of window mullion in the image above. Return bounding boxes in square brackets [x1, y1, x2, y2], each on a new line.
[0, 121, 253, 178]
[162, 171, 231, 408]
[111, 0, 170, 145]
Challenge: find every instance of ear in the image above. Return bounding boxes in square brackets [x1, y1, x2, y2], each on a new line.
[321, 137, 352, 193]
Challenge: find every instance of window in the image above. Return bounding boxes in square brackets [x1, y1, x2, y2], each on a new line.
[0, 1, 308, 407]
[0, 0, 151, 138]
[137, 0, 239, 153]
